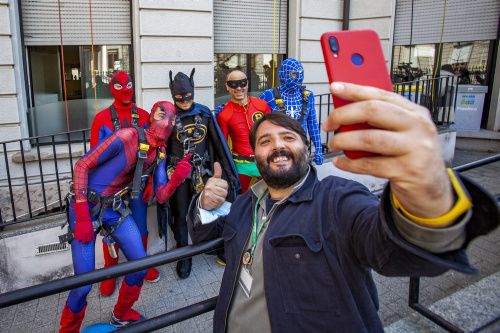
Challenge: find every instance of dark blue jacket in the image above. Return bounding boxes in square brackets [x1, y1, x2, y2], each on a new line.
[187, 167, 499, 333]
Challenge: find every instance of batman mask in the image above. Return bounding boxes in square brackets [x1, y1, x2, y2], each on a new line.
[169, 68, 195, 103]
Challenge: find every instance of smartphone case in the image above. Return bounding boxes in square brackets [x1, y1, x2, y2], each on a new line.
[321, 29, 393, 159]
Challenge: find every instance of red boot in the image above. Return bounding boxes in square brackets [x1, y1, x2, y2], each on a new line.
[100, 239, 120, 296]
[59, 302, 87, 333]
[110, 281, 146, 327]
[142, 233, 160, 282]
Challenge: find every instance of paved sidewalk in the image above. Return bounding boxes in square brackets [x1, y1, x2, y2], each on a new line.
[0, 149, 498, 332]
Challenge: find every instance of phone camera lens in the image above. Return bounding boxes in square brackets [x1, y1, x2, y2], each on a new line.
[329, 37, 339, 52]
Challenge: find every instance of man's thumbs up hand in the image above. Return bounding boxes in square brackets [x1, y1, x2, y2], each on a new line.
[201, 162, 229, 210]
[213, 161, 223, 179]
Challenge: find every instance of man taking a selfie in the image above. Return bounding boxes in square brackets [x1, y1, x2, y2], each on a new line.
[187, 82, 499, 332]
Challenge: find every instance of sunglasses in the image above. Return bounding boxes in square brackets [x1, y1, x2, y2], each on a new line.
[227, 78, 248, 89]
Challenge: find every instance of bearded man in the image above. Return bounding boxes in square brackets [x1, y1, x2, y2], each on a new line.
[186, 83, 499, 332]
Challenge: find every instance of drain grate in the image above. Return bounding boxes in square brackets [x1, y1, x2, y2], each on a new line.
[35, 242, 69, 255]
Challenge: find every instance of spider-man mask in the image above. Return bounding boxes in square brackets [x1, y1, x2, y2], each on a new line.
[279, 58, 304, 93]
[111, 71, 133, 106]
[149, 101, 177, 143]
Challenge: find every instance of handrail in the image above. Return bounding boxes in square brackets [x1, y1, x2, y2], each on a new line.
[0, 238, 224, 309]
[0, 127, 91, 144]
[404, 154, 500, 333]
[454, 154, 500, 172]
[117, 297, 218, 333]
[0, 154, 499, 331]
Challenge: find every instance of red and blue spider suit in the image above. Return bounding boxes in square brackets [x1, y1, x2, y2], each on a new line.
[89, 71, 159, 296]
[59, 102, 191, 332]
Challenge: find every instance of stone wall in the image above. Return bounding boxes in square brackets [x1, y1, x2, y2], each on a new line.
[0, 144, 86, 222]
[0, 181, 71, 222]
[0, 0, 29, 151]
[135, 0, 215, 110]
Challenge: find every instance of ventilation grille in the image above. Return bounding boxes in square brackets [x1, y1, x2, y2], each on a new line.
[35, 242, 70, 255]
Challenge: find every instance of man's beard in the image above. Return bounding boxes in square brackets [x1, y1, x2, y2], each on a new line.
[256, 147, 309, 190]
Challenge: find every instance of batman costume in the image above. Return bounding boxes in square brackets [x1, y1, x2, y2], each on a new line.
[163, 69, 240, 278]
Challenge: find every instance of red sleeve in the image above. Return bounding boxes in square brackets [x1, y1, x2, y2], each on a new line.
[136, 107, 150, 127]
[90, 108, 109, 148]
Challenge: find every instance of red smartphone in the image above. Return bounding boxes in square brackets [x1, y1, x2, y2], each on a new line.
[321, 30, 393, 159]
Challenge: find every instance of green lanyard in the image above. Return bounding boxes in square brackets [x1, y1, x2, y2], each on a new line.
[250, 190, 268, 257]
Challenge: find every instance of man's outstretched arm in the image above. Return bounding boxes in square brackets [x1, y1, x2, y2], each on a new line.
[322, 82, 458, 227]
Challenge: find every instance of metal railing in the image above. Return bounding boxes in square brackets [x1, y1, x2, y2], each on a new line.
[0, 239, 224, 333]
[0, 75, 459, 227]
[393, 74, 460, 125]
[0, 129, 90, 227]
[407, 154, 500, 333]
[0, 155, 499, 332]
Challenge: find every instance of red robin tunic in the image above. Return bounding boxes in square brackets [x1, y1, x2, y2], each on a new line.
[216, 96, 271, 157]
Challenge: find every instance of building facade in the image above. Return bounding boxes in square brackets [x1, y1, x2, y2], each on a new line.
[1, 0, 499, 147]
[0, 0, 397, 147]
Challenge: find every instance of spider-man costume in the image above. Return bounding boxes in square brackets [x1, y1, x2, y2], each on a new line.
[259, 58, 324, 165]
[216, 97, 271, 193]
[89, 71, 157, 296]
[59, 102, 190, 332]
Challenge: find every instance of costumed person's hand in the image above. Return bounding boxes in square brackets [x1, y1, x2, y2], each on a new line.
[322, 82, 455, 226]
[201, 162, 228, 211]
[72, 201, 95, 243]
[314, 150, 324, 165]
[215, 103, 225, 117]
[156, 154, 192, 204]
[170, 153, 192, 187]
[142, 175, 154, 203]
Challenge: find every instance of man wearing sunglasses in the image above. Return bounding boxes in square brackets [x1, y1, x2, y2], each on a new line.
[89, 71, 160, 297]
[216, 70, 271, 193]
[259, 58, 324, 166]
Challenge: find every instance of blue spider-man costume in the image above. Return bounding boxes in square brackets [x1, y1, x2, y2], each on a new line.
[259, 58, 324, 165]
[59, 103, 191, 332]
[89, 71, 158, 296]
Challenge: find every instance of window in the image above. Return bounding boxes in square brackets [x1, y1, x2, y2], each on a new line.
[27, 45, 131, 141]
[392, 40, 493, 85]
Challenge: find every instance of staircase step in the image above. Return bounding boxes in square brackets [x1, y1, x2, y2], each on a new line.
[384, 271, 500, 333]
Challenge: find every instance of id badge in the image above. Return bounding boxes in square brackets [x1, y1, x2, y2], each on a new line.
[238, 266, 253, 297]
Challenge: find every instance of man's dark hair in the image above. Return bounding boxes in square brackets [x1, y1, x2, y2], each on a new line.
[249, 112, 309, 151]
[441, 64, 455, 73]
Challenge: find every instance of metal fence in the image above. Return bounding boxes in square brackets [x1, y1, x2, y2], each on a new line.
[0, 153, 499, 332]
[0, 75, 459, 226]
[0, 129, 90, 227]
